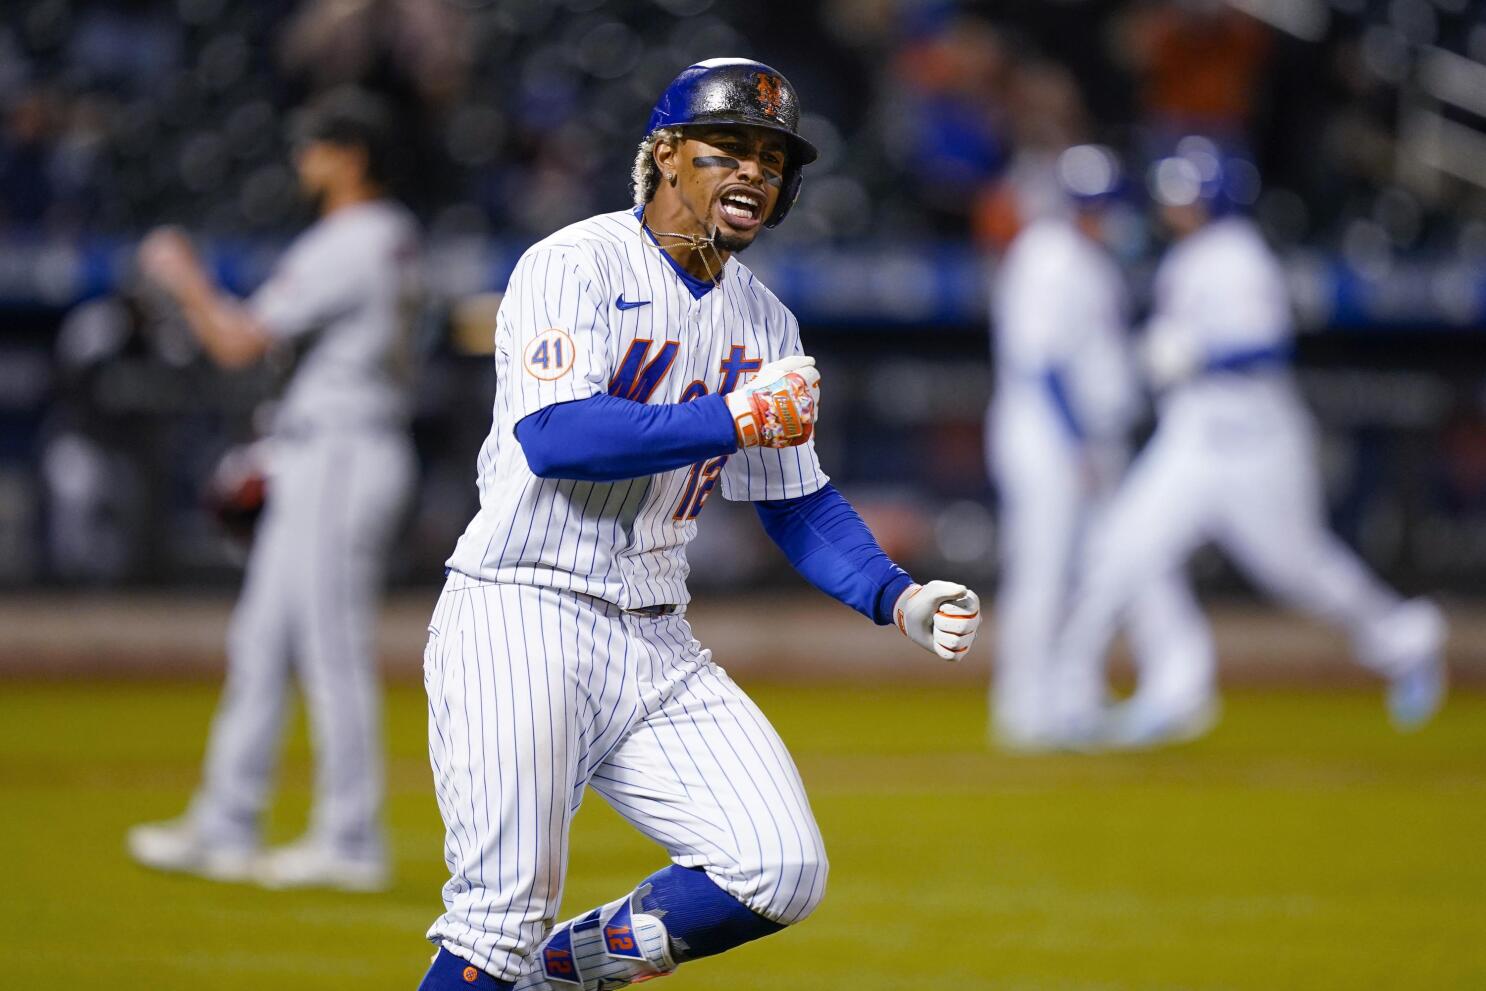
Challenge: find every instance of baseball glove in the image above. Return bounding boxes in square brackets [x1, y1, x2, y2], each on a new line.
[204, 442, 270, 545]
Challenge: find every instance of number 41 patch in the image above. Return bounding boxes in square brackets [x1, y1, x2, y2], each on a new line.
[525, 327, 576, 380]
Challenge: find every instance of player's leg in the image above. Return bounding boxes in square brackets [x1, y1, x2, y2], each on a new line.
[1115, 568, 1219, 746]
[1215, 426, 1446, 724]
[513, 613, 825, 990]
[259, 430, 416, 888]
[420, 581, 639, 988]
[1055, 427, 1214, 742]
[127, 444, 300, 877]
[1216, 425, 1400, 627]
[992, 441, 1082, 748]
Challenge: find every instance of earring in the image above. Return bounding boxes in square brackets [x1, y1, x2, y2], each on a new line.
[665, 171, 677, 186]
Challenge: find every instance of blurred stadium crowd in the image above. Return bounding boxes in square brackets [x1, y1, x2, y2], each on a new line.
[3, 0, 1485, 250]
[2, 0, 1486, 592]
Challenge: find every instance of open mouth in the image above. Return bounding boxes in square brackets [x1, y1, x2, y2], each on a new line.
[718, 188, 765, 228]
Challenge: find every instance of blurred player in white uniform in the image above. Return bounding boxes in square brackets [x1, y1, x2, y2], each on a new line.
[415, 60, 981, 991]
[989, 145, 1213, 749]
[1055, 139, 1446, 747]
[127, 89, 421, 889]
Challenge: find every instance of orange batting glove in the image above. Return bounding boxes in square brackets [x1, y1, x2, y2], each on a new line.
[724, 355, 820, 449]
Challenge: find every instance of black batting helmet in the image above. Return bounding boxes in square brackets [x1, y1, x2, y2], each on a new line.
[645, 58, 818, 227]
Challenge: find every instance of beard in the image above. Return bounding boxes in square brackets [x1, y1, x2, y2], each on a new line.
[714, 229, 757, 253]
[304, 185, 328, 217]
[296, 171, 329, 217]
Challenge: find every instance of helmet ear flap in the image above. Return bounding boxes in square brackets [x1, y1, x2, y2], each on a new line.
[766, 166, 803, 228]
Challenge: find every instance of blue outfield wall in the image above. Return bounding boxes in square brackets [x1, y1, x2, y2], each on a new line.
[1, 235, 1483, 333]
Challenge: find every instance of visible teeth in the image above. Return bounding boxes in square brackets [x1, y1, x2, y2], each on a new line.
[721, 195, 758, 219]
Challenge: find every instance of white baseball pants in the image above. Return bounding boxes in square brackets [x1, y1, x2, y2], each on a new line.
[422, 575, 828, 981]
[1057, 391, 1410, 721]
[190, 427, 415, 857]
[990, 398, 1211, 741]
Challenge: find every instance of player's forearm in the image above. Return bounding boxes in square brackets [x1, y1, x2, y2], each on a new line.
[174, 280, 271, 370]
[755, 483, 914, 625]
[516, 393, 738, 481]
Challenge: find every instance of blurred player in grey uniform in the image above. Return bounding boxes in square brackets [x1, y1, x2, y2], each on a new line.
[989, 145, 1212, 750]
[127, 89, 421, 889]
[1054, 138, 1446, 747]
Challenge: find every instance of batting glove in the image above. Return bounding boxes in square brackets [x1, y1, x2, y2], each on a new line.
[894, 581, 981, 661]
[725, 355, 820, 449]
[1141, 316, 1200, 390]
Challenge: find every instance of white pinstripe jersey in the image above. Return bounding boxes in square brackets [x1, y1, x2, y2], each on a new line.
[1149, 217, 1301, 425]
[994, 217, 1140, 440]
[1151, 216, 1292, 355]
[446, 208, 828, 609]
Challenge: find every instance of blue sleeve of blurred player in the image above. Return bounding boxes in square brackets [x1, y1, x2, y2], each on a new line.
[1041, 366, 1086, 445]
[1203, 342, 1293, 374]
[516, 394, 737, 481]
[755, 483, 915, 626]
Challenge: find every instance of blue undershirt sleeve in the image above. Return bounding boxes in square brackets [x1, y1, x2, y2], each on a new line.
[755, 483, 915, 626]
[516, 393, 738, 482]
[1202, 342, 1293, 374]
[1041, 366, 1086, 445]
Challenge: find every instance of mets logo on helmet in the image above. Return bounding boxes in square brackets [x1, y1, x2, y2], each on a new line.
[754, 73, 785, 118]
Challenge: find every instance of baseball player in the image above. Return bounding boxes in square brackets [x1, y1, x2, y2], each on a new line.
[1053, 138, 1446, 747]
[416, 59, 981, 991]
[989, 145, 1213, 750]
[127, 88, 421, 890]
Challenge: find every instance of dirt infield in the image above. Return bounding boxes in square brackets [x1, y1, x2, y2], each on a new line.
[1, 589, 1480, 685]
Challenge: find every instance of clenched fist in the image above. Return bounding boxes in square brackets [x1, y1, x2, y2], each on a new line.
[894, 580, 981, 661]
[725, 355, 820, 449]
[138, 226, 210, 301]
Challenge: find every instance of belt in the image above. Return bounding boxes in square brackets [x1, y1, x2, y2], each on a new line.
[625, 604, 680, 616]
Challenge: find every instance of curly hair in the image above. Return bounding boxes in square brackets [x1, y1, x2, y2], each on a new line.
[632, 127, 684, 208]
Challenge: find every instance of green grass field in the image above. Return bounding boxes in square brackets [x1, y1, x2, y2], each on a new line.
[3, 681, 1484, 990]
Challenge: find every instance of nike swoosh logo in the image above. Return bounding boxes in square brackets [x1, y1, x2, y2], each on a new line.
[615, 295, 651, 310]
